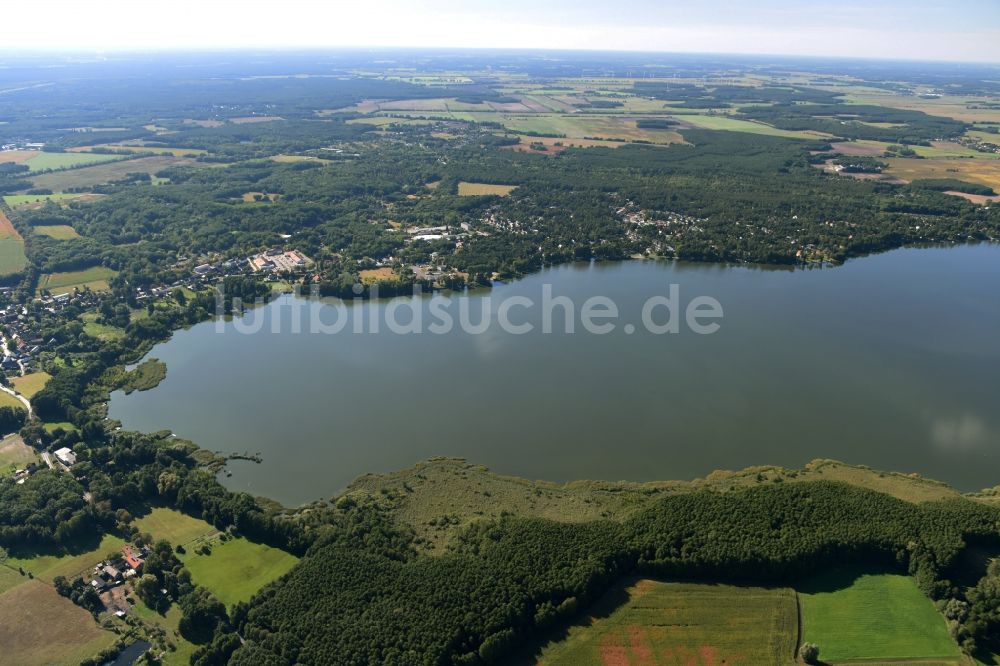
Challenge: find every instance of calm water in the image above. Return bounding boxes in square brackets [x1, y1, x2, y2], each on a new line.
[110, 245, 1000, 506]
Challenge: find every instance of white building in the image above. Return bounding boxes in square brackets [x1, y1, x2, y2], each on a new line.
[54, 447, 77, 466]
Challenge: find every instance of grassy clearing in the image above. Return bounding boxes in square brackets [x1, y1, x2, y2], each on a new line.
[0, 239, 25, 276]
[181, 537, 298, 608]
[22, 151, 123, 172]
[11, 372, 51, 398]
[83, 319, 126, 341]
[0, 391, 25, 412]
[32, 224, 81, 239]
[0, 565, 28, 595]
[133, 508, 217, 546]
[43, 421, 77, 434]
[528, 579, 797, 665]
[6, 533, 127, 583]
[359, 267, 398, 283]
[458, 181, 517, 196]
[0, 580, 117, 666]
[3, 193, 90, 208]
[68, 144, 207, 157]
[38, 266, 117, 295]
[678, 114, 826, 138]
[0, 435, 37, 470]
[798, 568, 960, 662]
[28, 155, 199, 191]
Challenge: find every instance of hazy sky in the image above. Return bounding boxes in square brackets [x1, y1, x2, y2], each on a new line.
[5, 0, 999, 62]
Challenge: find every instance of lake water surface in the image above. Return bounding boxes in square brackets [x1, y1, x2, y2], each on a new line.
[110, 245, 1000, 506]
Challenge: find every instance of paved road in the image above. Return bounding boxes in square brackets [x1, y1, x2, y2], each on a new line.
[0, 336, 32, 416]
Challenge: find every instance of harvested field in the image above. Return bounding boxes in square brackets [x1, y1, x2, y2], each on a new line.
[0, 580, 117, 666]
[944, 190, 1000, 204]
[68, 144, 207, 157]
[458, 182, 517, 196]
[529, 579, 798, 665]
[183, 118, 224, 127]
[359, 267, 398, 283]
[230, 115, 284, 124]
[0, 150, 37, 164]
[0, 210, 22, 240]
[885, 157, 1000, 191]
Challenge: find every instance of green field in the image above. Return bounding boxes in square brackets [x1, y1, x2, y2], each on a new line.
[0, 565, 28, 595]
[678, 114, 826, 138]
[0, 579, 117, 666]
[798, 568, 961, 662]
[33, 224, 81, 239]
[6, 533, 126, 583]
[3, 193, 87, 207]
[181, 537, 298, 608]
[11, 372, 51, 398]
[0, 238, 27, 276]
[134, 507, 218, 546]
[530, 579, 797, 665]
[38, 266, 117, 295]
[21, 151, 123, 172]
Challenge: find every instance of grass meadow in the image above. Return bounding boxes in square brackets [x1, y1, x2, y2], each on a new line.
[11, 372, 52, 398]
[33, 224, 82, 239]
[133, 507, 218, 546]
[181, 537, 299, 608]
[38, 266, 118, 294]
[6, 533, 126, 583]
[797, 568, 961, 662]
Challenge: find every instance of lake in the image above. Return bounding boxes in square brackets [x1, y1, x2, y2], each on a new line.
[109, 245, 1000, 506]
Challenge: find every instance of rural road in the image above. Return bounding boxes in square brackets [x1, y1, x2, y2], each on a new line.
[0, 336, 32, 416]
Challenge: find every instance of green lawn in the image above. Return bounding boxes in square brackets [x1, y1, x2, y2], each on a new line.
[43, 421, 77, 434]
[797, 568, 961, 662]
[0, 237, 27, 276]
[133, 507, 217, 546]
[531, 579, 797, 665]
[6, 533, 126, 583]
[22, 151, 122, 172]
[38, 266, 117, 295]
[3, 193, 84, 207]
[181, 537, 299, 608]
